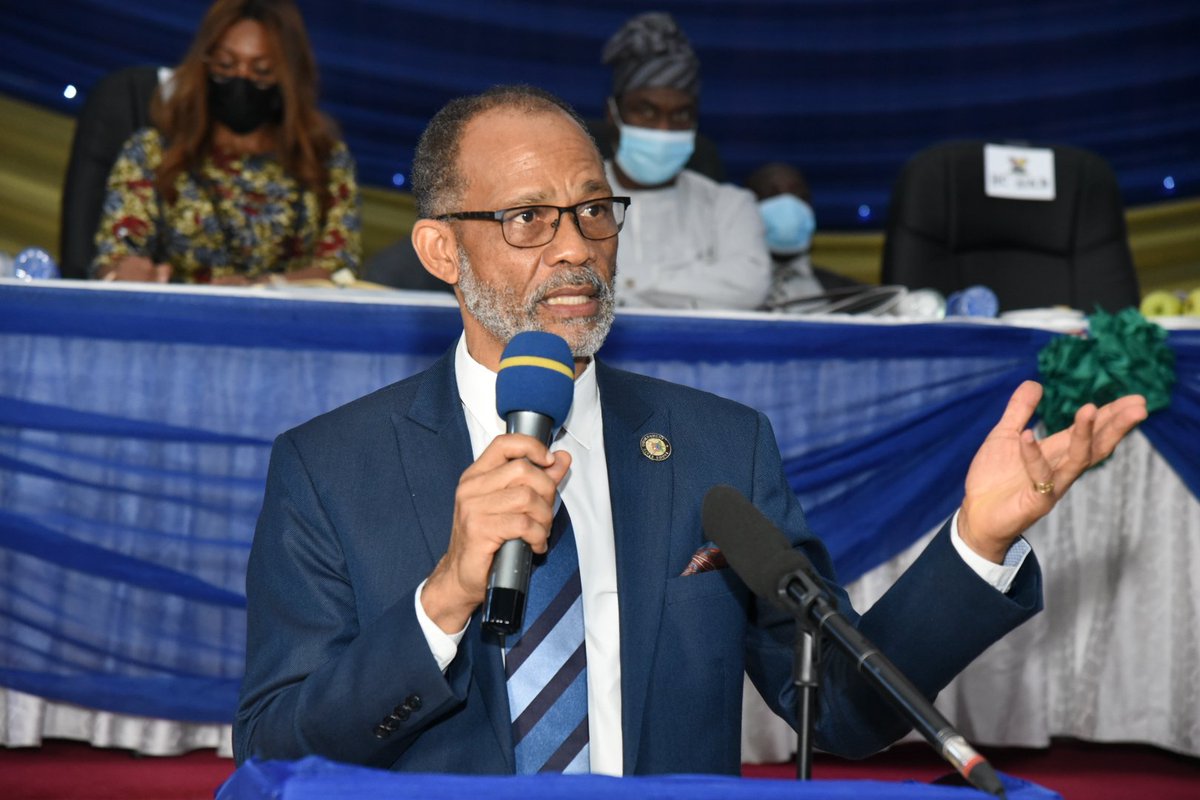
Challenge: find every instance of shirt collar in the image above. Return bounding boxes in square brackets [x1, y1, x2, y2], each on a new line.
[453, 334, 601, 451]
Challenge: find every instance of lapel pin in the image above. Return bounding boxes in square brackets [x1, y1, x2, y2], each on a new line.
[640, 433, 671, 462]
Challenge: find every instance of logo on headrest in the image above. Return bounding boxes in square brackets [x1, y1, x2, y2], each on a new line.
[984, 144, 1056, 201]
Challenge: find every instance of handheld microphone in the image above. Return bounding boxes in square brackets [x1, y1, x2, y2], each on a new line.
[482, 331, 576, 636]
[702, 485, 1007, 799]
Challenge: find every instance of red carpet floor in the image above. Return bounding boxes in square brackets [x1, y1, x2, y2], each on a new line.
[0, 740, 235, 800]
[1, 738, 1197, 799]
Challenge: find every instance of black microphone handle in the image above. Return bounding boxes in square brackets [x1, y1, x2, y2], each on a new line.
[505, 409, 556, 443]
[481, 410, 556, 636]
[785, 577, 1006, 799]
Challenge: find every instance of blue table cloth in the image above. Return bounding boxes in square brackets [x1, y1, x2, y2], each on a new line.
[217, 756, 1061, 800]
[1, 281, 1197, 724]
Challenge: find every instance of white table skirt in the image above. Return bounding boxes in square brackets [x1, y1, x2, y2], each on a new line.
[742, 428, 1200, 762]
[4, 431, 1197, 763]
[0, 686, 232, 757]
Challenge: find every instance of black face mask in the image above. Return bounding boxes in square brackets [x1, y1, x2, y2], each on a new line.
[208, 76, 283, 135]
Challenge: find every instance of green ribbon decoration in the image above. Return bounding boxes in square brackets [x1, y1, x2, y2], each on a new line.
[1037, 307, 1176, 435]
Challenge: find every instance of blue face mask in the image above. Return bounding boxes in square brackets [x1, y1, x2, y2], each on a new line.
[611, 101, 696, 187]
[758, 193, 816, 255]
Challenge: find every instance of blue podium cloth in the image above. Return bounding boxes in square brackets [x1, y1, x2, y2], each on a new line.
[1, 282, 1198, 723]
[216, 756, 1061, 800]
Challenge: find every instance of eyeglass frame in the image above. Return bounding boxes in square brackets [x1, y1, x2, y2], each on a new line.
[433, 196, 632, 248]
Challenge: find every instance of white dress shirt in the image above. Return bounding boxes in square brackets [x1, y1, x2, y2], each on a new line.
[606, 163, 772, 310]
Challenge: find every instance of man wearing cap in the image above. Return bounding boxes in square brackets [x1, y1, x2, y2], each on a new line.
[234, 84, 1147, 778]
[601, 12, 772, 310]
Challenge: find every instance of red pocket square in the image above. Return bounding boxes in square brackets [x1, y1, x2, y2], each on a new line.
[681, 543, 728, 576]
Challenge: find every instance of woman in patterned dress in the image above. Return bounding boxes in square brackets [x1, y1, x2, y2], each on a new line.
[92, 0, 361, 285]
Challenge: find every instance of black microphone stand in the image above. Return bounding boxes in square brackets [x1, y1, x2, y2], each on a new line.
[777, 564, 1007, 799]
[789, 582, 823, 780]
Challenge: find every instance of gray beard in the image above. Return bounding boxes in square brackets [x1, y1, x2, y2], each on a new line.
[456, 244, 616, 358]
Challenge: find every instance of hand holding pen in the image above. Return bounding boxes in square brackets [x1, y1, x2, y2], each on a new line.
[98, 232, 173, 283]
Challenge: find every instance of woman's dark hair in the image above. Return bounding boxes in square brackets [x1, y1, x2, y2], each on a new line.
[151, 0, 337, 208]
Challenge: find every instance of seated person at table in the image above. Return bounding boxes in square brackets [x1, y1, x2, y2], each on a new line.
[90, 0, 361, 285]
[599, 12, 770, 310]
[745, 162, 860, 311]
[233, 84, 1147, 775]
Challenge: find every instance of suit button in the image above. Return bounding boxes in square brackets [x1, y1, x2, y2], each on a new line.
[405, 694, 422, 711]
[382, 715, 401, 731]
[373, 724, 390, 738]
[393, 706, 411, 720]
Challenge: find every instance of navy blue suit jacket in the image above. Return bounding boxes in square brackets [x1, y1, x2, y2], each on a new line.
[235, 348, 1041, 774]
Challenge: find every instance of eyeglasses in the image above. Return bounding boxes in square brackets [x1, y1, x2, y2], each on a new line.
[205, 55, 277, 90]
[435, 196, 631, 248]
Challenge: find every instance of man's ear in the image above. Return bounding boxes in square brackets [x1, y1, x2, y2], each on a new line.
[411, 219, 459, 285]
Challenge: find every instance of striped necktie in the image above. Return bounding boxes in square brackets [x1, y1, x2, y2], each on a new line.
[504, 501, 589, 773]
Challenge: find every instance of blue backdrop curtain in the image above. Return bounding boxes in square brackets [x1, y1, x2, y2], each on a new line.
[0, 0, 1195, 227]
[2, 285, 1198, 723]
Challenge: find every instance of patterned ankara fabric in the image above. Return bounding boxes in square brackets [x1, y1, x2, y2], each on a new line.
[91, 128, 361, 283]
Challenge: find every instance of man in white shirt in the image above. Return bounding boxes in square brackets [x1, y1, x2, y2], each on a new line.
[234, 85, 1147, 776]
[599, 12, 772, 310]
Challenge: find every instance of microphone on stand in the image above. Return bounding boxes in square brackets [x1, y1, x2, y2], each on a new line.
[481, 331, 576, 636]
[702, 484, 1007, 799]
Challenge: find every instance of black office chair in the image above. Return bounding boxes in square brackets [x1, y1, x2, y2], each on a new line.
[59, 65, 164, 279]
[362, 237, 453, 293]
[880, 140, 1140, 313]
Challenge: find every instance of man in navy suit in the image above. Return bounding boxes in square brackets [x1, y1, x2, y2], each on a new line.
[233, 85, 1146, 775]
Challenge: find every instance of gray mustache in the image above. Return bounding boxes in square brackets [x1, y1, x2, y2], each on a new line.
[532, 267, 612, 303]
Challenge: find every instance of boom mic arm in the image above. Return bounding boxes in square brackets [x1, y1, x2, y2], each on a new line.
[702, 485, 1006, 799]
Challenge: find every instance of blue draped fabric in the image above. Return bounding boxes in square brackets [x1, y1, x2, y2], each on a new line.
[217, 756, 1060, 799]
[0, 0, 1195, 227]
[1141, 330, 1200, 499]
[1, 283, 1198, 723]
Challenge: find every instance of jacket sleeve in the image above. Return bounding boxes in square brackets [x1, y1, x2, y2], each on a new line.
[233, 432, 469, 767]
[89, 129, 162, 278]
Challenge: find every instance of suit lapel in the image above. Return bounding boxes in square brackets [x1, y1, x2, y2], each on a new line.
[597, 363, 674, 773]
[393, 349, 470, 567]
[393, 348, 514, 770]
